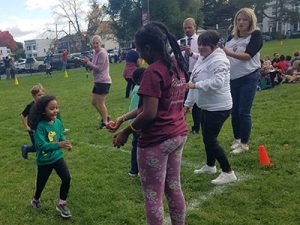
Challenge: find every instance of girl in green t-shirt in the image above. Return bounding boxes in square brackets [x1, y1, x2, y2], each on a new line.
[29, 95, 72, 218]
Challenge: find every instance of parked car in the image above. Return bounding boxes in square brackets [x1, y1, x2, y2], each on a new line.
[50, 53, 82, 71]
[14, 58, 26, 73]
[119, 47, 132, 61]
[286, 30, 300, 39]
[262, 34, 272, 41]
[107, 49, 120, 63]
[25, 57, 46, 72]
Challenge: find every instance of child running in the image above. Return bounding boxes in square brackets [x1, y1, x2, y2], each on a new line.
[29, 95, 72, 218]
[20, 84, 45, 159]
[21, 84, 69, 159]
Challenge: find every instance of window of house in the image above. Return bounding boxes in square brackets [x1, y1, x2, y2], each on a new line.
[32, 45, 36, 50]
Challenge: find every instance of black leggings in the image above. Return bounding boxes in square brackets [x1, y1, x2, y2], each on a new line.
[34, 158, 71, 200]
[201, 110, 232, 172]
[125, 78, 134, 98]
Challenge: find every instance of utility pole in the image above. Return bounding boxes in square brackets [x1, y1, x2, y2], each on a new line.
[55, 24, 58, 40]
[68, 21, 71, 53]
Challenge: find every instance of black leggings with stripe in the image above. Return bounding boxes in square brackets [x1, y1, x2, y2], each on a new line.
[34, 158, 71, 200]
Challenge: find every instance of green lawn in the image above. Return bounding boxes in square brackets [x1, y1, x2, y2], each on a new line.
[260, 38, 300, 58]
[0, 60, 300, 225]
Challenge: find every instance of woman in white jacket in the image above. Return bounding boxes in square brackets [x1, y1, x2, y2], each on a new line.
[184, 30, 237, 185]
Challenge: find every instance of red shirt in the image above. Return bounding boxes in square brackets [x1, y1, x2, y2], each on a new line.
[62, 51, 68, 62]
[137, 59, 188, 147]
[123, 62, 138, 80]
[273, 61, 289, 74]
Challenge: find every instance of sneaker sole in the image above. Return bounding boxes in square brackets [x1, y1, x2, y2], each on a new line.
[31, 200, 41, 209]
[230, 149, 249, 154]
[21, 147, 28, 159]
[56, 206, 72, 218]
[194, 170, 217, 174]
[128, 172, 139, 177]
[211, 179, 237, 185]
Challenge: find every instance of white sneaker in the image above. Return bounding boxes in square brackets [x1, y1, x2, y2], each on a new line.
[194, 165, 217, 174]
[211, 171, 237, 185]
[230, 143, 249, 154]
[230, 139, 241, 149]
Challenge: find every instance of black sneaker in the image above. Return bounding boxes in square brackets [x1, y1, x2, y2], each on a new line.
[31, 198, 42, 208]
[128, 171, 139, 177]
[190, 130, 199, 135]
[21, 145, 28, 159]
[56, 203, 72, 218]
[99, 122, 107, 129]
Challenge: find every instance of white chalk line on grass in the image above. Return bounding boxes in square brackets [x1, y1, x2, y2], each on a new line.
[76, 141, 130, 154]
[163, 172, 254, 225]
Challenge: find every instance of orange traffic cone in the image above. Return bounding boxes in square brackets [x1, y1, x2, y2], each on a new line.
[258, 145, 271, 166]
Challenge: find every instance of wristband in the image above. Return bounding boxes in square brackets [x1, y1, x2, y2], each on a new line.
[129, 124, 137, 132]
[122, 115, 127, 122]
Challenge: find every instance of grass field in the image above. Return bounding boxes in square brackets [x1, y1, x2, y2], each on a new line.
[0, 42, 300, 225]
[260, 38, 300, 58]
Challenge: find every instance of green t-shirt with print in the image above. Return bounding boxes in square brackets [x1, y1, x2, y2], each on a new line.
[34, 119, 65, 165]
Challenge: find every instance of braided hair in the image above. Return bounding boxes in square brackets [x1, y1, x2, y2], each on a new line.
[135, 22, 188, 81]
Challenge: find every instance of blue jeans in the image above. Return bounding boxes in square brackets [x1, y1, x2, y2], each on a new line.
[230, 71, 259, 144]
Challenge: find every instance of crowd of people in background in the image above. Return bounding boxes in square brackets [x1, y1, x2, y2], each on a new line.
[258, 50, 300, 90]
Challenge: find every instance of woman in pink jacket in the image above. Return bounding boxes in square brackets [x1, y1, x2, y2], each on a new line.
[81, 35, 112, 129]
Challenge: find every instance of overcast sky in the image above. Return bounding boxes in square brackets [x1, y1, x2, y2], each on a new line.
[0, 0, 108, 43]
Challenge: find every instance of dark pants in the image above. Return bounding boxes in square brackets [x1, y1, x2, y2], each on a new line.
[46, 69, 52, 76]
[201, 110, 231, 173]
[130, 132, 139, 174]
[191, 104, 201, 133]
[230, 71, 259, 144]
[125, 78, 134, 98]
[34, 158, 71, 200]
[26, 131, 36, 152]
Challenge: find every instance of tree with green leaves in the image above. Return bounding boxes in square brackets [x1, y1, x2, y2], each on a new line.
[201, 0, 299, 38]
[260, 0, 300, 37]
[201, 0, 270, 36]
[15, 42, 25, 60]
[105, 0, 202, 44]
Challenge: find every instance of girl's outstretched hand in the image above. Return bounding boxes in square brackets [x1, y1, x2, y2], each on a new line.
[59, 141, 72, 150]
[112, 130, 129, 148]
[107, 117, 123, 132]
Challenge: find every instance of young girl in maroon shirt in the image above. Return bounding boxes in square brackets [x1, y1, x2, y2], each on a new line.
[112, 22, 188, 225]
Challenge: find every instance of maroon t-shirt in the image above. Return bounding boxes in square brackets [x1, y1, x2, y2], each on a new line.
[137, 59, 188, 148]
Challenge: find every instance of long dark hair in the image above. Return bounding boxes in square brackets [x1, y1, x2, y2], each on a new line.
[28, 95, 56, 130]
[135, 21, 188, 81]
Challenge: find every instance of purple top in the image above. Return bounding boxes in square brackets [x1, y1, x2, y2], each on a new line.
[87, 48, 112, 84]
[137, 59, 188, 147]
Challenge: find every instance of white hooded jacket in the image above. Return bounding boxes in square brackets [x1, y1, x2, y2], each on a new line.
[184, 48, 232, 111]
